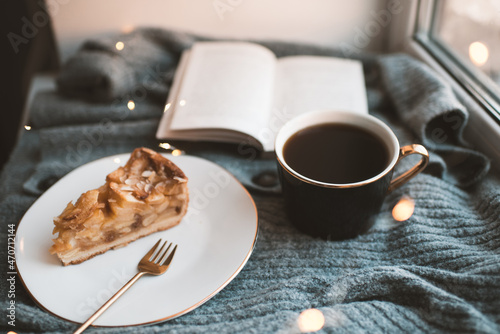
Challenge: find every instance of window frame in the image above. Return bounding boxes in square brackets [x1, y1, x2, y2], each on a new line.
[388, 0, 500, 171]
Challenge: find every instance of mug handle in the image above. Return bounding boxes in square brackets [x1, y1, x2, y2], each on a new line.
[388, 144, 429, 193]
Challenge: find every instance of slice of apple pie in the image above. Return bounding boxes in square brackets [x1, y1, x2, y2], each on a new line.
[49, 147, 189, 266]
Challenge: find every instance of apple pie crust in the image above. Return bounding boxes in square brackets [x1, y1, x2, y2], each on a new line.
[49, 147, 189, 266]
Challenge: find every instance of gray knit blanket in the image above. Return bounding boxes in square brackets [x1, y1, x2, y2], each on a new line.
[1, 28, 499, 333]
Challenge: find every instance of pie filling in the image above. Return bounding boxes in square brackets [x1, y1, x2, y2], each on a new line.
[49, 148, 189, 265]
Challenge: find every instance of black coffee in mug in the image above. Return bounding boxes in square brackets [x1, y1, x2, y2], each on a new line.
[275, 111, 429, 240]
[283, 123, 389, 184]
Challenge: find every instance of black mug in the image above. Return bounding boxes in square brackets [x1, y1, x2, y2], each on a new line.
[275, 111, 429, 240]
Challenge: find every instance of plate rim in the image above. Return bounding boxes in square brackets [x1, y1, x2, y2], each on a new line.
[15, 152, 259, 327]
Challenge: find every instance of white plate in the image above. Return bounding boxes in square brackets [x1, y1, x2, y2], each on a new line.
[15, 153, 258, 327]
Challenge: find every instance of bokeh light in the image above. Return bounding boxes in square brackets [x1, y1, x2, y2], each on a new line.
[115, 41, 125, 51]
[469, 41, 489, 67]
[297, 308, 325, 332]
[158, 142, 171, 150]
[171, 149, 182, 156]
[392, 197, 415, 222]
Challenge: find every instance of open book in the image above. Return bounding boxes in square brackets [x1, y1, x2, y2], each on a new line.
[156, 42, 368, 152]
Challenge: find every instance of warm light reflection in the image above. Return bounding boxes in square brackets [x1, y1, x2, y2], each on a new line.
[115, 41, 125, 51]
[7, 331, 17, 334]
[127, 100, 135, 110]
[469, 41, 489, 67]
[179, 99, 186, 106]
[113, 157, 121, 164]
[18, 237, 24, 253]
[171, 149, 182, 156]
[121, 25, 135, 33]
[297, 308, 325, 332]
[164, 103, 171, 112]
[392, 197, 415, 222]
[158, 142, 171, 150]
[24, 125, 31, 131]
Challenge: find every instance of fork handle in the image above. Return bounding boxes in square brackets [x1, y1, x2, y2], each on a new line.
[74, 272, 146, 334]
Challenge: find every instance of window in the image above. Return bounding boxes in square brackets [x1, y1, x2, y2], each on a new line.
[413, 0, 500, 124]
[386, 0, 500, 168]
[433, 0, 500, 95]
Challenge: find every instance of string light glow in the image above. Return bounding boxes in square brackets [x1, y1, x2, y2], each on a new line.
[24, 125, 32, 131]
[469, 41, 489, 67]
[297, 308, 325, 332]
[115, 41, 125, 51]
[158, 142, 172, 150]
[164, 103, 171, 112]
[127, 100, 135, 110]
[392, 197, 415, 222]
[171, 149, 182, 156]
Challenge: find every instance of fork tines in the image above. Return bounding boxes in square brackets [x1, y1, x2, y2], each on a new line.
[148, 239, 177, 266]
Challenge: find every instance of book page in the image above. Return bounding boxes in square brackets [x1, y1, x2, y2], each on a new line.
[168, 42, 276, 141]
[259, 56, 367, 151]
[274, 56, 367, 116]
[156, 49, 191, 139]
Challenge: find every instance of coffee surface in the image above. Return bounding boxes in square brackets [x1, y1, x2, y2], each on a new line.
[283, 123, 389, 184]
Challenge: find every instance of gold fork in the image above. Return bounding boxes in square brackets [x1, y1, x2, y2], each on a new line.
[74, 239, 178, 334]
